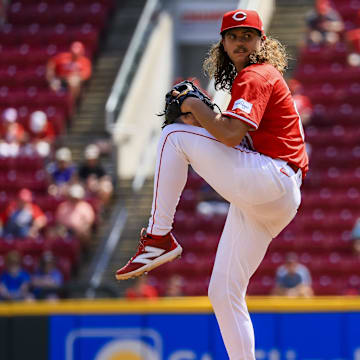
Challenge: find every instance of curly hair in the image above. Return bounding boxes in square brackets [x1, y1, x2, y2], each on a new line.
[203, 36, 289, 91]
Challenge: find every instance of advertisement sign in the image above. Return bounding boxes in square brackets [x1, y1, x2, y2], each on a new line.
[50, 312, 360, 360]
[50, 314, 225, 360]
[173, 1, 238, 43]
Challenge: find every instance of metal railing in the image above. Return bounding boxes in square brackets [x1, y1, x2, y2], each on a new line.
[105, 0, 161, 133]
[85, 0, 162, 297]
[86, 204, 128, 298]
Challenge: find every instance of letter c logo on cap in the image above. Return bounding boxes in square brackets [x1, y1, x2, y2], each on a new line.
[232, 11, 247, 22]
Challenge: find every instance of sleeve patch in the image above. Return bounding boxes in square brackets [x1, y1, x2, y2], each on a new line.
[232, 98, 253, 114]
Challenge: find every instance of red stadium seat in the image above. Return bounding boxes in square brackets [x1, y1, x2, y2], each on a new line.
[312, 275, 343, 295]
[21, 253, 40, 273]
[57, 256, 72, 281]
[0, 25, 19, 46]
[42, 25, 70, 47]
[82, 3, 108, 29]
[0, 238, 16, 255]
[8, 4, 44, 26]
[18, 24, 46, 46]
[18, 68, 48, 88]
[68, 24, 99, 54]
[49, 236, 81, 266]
[189, 231, 219, 254]
[344, 274, 360, 294]
[173, 210, 198, 234]
[0, 255, 5, 273]
[35, 194, 64, 214]
[247, 275, 275, 295]
[182, 276, 209, 296]
[186, 171, 205, 190]
[256, 258, 279, 276]
[177, 189, 198, 212]
[53, 3, 85, 26]
[270, 230, 297, 252]
[174, 252, 214, 277]
[15, 153, 44, 171]
[196, 212, 226, 233]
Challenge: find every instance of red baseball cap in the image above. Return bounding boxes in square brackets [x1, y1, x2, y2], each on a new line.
[220, 9, 265, 38]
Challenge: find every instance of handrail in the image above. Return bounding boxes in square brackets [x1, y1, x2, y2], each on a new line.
[105, 0, 160, 133]
[87, 0, 162, 298]
[85, 204, 128, 298]
[132, 128, 158, 192]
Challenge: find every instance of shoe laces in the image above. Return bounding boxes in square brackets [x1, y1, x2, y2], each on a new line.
[129, 231, 149, 262]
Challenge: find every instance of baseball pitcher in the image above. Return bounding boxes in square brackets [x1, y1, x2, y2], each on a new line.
[116, 9, 308, 360]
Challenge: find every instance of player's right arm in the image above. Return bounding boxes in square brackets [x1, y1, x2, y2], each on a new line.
[181, 97, 251, 147]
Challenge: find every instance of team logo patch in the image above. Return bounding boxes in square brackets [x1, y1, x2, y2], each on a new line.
[232, 98, 253, 114]
[232, 11, 247, 22]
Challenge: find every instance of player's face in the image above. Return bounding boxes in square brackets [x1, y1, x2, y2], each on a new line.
[222, 28, 262, 71]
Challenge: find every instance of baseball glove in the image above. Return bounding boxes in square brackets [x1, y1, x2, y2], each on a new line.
[159, 80, 217, 128]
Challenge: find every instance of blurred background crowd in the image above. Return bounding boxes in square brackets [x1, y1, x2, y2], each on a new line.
[0, 0, 115, 301]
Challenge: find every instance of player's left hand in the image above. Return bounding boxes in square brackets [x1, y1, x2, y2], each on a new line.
[158, 80, 217, 129]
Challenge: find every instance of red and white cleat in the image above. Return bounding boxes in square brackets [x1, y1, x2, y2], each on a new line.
[115, 228, 182, 280]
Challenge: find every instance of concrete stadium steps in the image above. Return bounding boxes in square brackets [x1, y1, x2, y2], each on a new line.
[269, 0, 315, 75]
[62, 0, 146, 287]
[104, 178, 155, 295]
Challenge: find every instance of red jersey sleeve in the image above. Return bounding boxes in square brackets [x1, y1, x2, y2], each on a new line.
[0, 202, 16, 224]
[78, 57, 92, 80]
[44, 122, 56, 142]
[31, 204, 45, 220]
[223, 70, 273, 129]
[50, 53, 66, 68]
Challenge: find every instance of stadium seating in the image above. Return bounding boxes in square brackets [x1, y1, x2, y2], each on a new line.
[0, 0, 114, 287]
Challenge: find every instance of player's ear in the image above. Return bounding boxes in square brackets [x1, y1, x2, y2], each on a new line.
[220, 38, 227, 54]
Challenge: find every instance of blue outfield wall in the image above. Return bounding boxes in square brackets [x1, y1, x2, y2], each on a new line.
[50, 311, 360, 360]
[1, 297, 360, 360]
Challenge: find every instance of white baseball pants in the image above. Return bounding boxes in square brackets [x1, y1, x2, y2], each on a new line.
[147, 124, 301, 359]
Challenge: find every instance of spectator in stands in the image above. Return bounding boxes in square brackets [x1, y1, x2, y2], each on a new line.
[27, 111, 56, 158]
[164, 274, 184, 297]
[272, 253, 314, 297]
[55, 183, 95, 244]
[0, 108, 27, 145]
[351, 218, 360, 256]
[46, 41, 92, 101]
[31, 251, 63, 300]
[47, 147, 77, 196]
[125, 276, 158, 299]
[0, 250, 33, 301]
[345, 28, 360, 67]
[78, 144, 113, 206]
[0, 188, 47, 239]
[305, 0, 344, 46]
[288, 79, 313, 127]
[287, 79, 313, 158]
